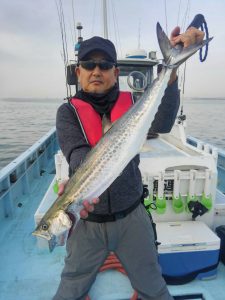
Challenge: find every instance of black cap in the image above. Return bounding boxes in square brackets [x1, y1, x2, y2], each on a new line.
[78, 36, 117, 63]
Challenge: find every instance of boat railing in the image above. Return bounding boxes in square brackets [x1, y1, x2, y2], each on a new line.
[0, 127, 59, 220]
[187, 135, 225, 194]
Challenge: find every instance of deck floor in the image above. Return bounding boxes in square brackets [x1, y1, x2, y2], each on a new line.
[0, 172, 225, 300]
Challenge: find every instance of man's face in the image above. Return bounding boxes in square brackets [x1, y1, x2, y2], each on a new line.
[76, 52, 119, 94]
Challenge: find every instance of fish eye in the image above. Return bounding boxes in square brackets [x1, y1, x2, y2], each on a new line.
[41, 223, 49, 231]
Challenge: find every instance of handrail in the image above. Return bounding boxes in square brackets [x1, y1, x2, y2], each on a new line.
[0, 127, 57, 180]
[187, 135, 225, 194]
[0, 127, 58, 219]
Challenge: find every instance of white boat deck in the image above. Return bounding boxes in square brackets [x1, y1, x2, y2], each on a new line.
[0, 170, 225, 300]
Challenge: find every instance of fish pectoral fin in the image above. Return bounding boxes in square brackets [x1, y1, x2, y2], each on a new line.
[48, 230, 69, 252]
[67, 202, 81, 227]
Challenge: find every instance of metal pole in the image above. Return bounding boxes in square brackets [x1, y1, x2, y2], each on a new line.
[103, 0, 108, 38]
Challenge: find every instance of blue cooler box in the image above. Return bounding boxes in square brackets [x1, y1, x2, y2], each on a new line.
[156, 221, 220, 284]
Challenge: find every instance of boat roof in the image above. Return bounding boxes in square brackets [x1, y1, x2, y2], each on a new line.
[117, 57, 159, 66]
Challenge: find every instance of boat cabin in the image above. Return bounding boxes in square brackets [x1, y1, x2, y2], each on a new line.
[66, 53, 158, 102]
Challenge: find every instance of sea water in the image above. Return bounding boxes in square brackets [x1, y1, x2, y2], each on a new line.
[0, 97, 224, 170]
[0, 98, 62, 170]
[184, 98, 225, 150]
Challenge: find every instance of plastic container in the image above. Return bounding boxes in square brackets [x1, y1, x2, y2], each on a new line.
[157, 221, 220, 282]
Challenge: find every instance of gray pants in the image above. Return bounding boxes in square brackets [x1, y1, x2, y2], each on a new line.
[53, 204, 173, 300]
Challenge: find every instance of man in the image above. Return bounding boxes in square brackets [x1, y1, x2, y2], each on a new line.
[53, 27, 204, 300]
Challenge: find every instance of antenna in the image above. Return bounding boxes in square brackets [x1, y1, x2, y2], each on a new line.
[76, 22, 83, 44]
[74, 22, 83, 59]
[138, 19, 141, 49]
[103, 0, 108, 38]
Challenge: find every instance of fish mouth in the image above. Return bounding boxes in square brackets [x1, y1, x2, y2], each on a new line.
[32, 230, 52, 241]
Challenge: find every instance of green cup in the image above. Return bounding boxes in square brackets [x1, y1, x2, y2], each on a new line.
[156, 195, 166, 214]
[201, 193, 212, 211]
[53, 180, 59, 194]
[172, 195, 184, 213]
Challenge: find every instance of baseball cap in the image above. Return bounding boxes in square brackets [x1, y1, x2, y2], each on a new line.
[78, 36, 117, 63]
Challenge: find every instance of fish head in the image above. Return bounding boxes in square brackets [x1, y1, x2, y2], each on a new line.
[32, 210, 72, 251]
[32, 219, 53, 240]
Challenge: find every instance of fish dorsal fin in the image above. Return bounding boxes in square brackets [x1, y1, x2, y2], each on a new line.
[157, 22, 173, 64]
[102, 114, 113, 134]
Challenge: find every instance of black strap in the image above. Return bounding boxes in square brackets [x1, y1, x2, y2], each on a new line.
[163, 262, 219, 285]
[141, 185, 160, 249]
[83, 198, 141, 223]
[187, 14, 205, 30]
[186, 14, 210, 63]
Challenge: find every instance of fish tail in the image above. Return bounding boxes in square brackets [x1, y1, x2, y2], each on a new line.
[156, 22, 212, 68]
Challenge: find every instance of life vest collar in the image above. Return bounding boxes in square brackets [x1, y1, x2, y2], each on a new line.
[70, 91, 134, 146]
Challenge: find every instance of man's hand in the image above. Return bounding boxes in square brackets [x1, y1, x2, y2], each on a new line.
[168, 26, 205, 85]
[58, 180, 100, 218]
[170, 26, 205, 48]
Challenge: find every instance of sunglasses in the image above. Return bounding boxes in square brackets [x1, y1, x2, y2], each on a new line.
[79, 60, 116, 71]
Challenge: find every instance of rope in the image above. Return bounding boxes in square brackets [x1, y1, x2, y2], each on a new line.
[91, 0, 97, 36]
[55, 0, 70, 98]
[71, 0, 77, 42]
[178, 12, 210, 119]
[176, 0, 190, 121]
[199, 21, 209, 62]
[85, 252, 138, 300]
[181, 0, 191, 32]
[111, 0, 123, 58]
[185, 13, 210, 63]
[164, 0, 168, 36]
[176, 0, 182, 26]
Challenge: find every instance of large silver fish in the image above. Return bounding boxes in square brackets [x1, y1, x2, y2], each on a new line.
[33, 23, 212, 251]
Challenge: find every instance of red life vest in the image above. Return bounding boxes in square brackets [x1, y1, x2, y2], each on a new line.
[70, 91, 134, 147]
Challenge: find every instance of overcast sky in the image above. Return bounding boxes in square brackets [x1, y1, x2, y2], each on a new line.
[0, 0, 225, 99]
